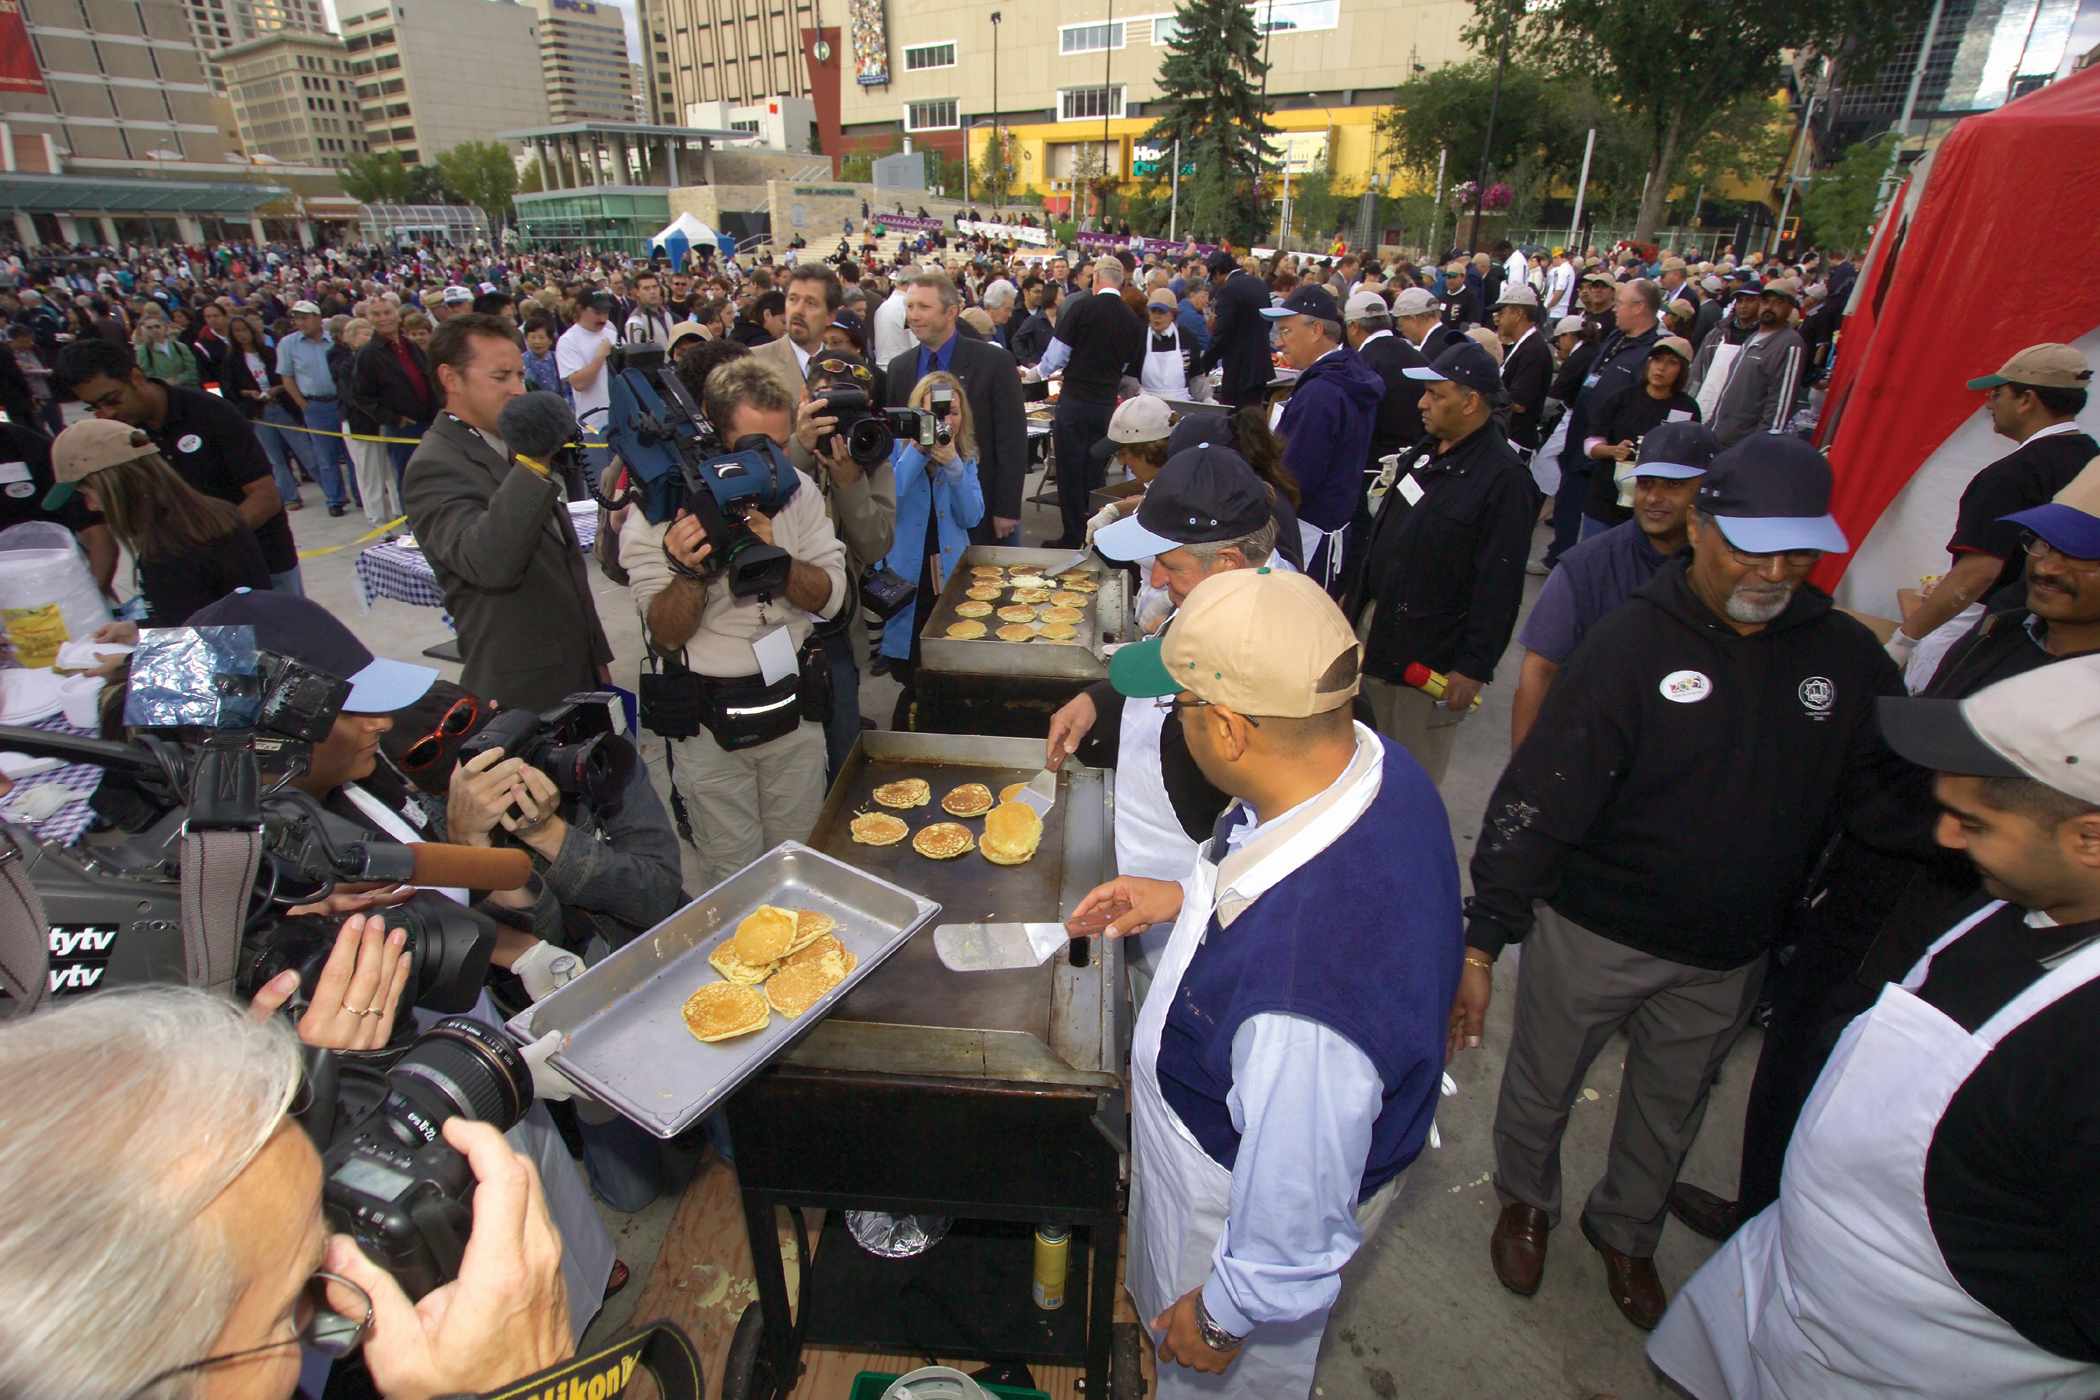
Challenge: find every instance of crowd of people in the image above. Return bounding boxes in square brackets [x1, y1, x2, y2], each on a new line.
[0, 216, 2092, 1400]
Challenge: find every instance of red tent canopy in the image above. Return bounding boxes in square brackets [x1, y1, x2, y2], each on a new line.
[1811, 65, 2100, 594]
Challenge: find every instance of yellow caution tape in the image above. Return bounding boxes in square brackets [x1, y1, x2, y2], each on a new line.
[296, 516, 409, 558]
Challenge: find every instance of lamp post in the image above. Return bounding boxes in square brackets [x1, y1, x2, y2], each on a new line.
[990, 11, 1002, 209]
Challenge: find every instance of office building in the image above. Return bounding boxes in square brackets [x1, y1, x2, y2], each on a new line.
[176, 0, 329, 92]
[221, 29, 368, 169]
[339, 0, 548, 167]
[532, 0, 639, 125]
[683, 94, 816, 150]
[637, 0, 818, 126]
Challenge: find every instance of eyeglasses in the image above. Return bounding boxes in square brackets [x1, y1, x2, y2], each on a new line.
[1720, 541, 1823, 570]
[1153, 696, 1260, 726]
[812, 357, 872, 383]
[399, 695, 478, 772]
[2021, 530, 2100, 572]
[129, 1270, 372, 1397]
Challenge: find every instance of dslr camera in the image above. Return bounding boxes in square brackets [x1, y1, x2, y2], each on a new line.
[808, 384, 939, 467]
[456, 692, 636, 812]
[602, 343, 800, 598]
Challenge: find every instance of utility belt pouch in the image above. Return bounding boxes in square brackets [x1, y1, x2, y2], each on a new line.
[797, 636, 834, 725]
[635, 650, 704, 741]
[857, 559, 915, 621]
[699, 670, 804, 751]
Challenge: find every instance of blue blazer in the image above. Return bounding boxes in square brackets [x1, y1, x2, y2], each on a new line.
[879, 442, 984, 659]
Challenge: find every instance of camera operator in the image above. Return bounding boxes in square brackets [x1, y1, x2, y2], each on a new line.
[619, 357, 848, 887]
[0, 986, 573, 1400]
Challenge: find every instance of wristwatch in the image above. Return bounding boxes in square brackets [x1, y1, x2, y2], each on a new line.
[1195, 1296, 1244, 1353]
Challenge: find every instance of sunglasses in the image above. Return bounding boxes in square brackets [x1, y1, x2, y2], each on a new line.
[812, 357, 872, 383]
[399, 695, 478, 772]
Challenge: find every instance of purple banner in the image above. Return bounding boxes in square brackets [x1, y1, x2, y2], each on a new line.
[874, 214, 943, 234]
[1075, 231, 1218, 259]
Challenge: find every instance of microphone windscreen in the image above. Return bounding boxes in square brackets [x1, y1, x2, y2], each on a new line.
[409, 843, 533, 891]
[499, 391, 582, 462]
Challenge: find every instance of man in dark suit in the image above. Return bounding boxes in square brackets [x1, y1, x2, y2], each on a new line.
[1188, 249, 1274, 409]
[886, 270, 1028, 544]
[1339, 287, 1431, 600]
[1492, 285, 1554, 456]
[1037, 258, 1146, 547]
[400, 313, 611, 711]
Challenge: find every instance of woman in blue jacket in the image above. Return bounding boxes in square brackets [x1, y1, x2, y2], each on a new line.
[879, 370, 983, 728]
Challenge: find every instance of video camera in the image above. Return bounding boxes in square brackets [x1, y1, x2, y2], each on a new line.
[601, 343, 799, 598]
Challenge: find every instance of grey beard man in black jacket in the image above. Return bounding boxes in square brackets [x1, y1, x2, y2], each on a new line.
[1457, 435, 1940, 1332]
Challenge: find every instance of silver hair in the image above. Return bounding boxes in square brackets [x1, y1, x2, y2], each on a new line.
[1092, 259, 1126, 287]
[1624, 278, 1665, 314]
[1352, 311, 1394, 333]
[1183, 515, 1277, 569]
[0, 987, 303, 1400]
[981, 279, 1018, 311]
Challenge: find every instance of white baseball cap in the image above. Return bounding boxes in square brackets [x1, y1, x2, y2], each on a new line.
[1391, 287, 1439, 317]
[1880, 656, 2100, 805]
[1553, 314, 1586, 336]
[1344, 289, 1390, 321]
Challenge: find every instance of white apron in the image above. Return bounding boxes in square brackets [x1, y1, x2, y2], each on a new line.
[1115, 691, 1201, 1004]
[1128, 730, 1384, 1400]
[1649, 901, 2100, 1400]
[1694, 341, 1742, 422]
[1141, 333, 1190, 398]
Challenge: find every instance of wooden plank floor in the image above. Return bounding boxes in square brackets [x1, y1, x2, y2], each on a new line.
[623, 1155, 1152, 1400]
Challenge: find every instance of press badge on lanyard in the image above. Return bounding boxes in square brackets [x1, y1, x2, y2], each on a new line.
[752, 625, 798, 686]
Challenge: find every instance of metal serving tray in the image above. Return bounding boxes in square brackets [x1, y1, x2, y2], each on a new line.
[503, 842, 939, 1139]
[917, 546, 1132, 682]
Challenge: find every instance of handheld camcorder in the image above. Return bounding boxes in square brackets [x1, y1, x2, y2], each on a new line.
[600, 345, 800, 598]
[455, 691, 635, 812]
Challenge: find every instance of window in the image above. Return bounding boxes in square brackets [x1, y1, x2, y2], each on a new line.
[1059, 84, 1123, 120]
[1152, 16, 1180, 43]
[1060, 21, 1122, 53]
[903, 97, 958, 130]
[1251, 0, 1339, 32]
[903, 41, 954, 70]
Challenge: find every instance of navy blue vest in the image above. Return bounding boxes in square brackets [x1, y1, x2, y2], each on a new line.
[1155, 736, 1463, 1199]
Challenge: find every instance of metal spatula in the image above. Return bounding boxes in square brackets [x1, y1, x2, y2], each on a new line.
[933, 922, 1070, 972]
[1010, 767, 1057, 818]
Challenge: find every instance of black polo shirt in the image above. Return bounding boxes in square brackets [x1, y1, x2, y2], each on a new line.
[1050, 289, 1145, 403]
[146, 381, 298, 574]
[1948, 426, 2098, 598]
[0, 422, 99, 535]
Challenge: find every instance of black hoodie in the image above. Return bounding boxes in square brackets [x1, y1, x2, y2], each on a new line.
[1466, 556, 1936, 970]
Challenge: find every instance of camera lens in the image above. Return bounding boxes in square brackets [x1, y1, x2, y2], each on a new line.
[386, 1015, 531, 1136]
[541, 732, 636, 808]
[394, 897, 498, 1013]
[846, 416, 893, 466]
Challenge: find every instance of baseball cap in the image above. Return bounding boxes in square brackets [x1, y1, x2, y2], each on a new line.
[1403, 339, 1504, 396]
[1877, 656, 2100, 804]
[666, 321, 707, 351]
[189, 588, 438, 714]
[1108, 566, 1360, 718]
[1391, 286, 1439, 317]
[826, 307, 868, 348]
[1260, 283, 1342, 324]
[1651, 334, 1696, 362]
[1146, 288, 1177, 311]
[1665, 298, 1697, 321]
[1553, 314, 1587, 336]
[1205, 250, 1238, 276]
[1490, 284, 1539, 309]
[1443, 261, 1468, 277]
[1733, 279, 1765, 298]
[442, 284, 473, 304]
[1165, 411, 1235, 457]
[1702, 274, 1726, 293]
[1579, 269, 1616, 286]
[1660, 256, 1688, 273]
[1091, 394, 1176, 461]
[583, 290, 618, 314]
[1966, 343, 2094, 392]
[290, 299, 321, 316]
[44, 419, 158, 508]
[1631, 420, 1720, 480]
[1762, 278, 1801, 303]
[1344, 288, 1390, 322]
[1094, 445, 1272, 561]
[1694, 434, 1849, 555]
[2001, 455, 2100, 559]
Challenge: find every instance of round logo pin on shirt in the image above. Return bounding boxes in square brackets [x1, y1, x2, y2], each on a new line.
[177, 433, 202, 454]
[1659, 669, 1712, 703]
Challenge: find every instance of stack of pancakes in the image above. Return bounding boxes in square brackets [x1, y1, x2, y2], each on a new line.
[701, 907, 854, 1021]
[980, 802, 1044, 866]
[766, 933, 857, 1018]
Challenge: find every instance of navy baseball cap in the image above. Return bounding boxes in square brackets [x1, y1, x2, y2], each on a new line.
[1733, 279, 1765, 298]
[1403, 339, 1504, 397]
[1096, 445, 1272, 560]
[1694, 435, 1849, 555]
[1165, 411, 1236, 457]
[2002, 457, 2100, 559]
[1260, 283, 1342, 324]
[1632, 420, 1720, 481]
[188, 588, 437, 713]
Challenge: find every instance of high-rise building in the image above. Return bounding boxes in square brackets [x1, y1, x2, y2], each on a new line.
[638, 0, 817, 125]
[531, 0, 638, 125]
[177, 0, 330, 92]
[339, 0, 549, 166]
[221, 30, 369, 169]
[3, 0, 230, 173]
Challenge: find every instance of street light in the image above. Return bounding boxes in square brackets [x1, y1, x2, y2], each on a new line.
[989, 11, 1001, 210]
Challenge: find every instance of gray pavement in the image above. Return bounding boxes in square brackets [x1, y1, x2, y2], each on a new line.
[293, 462, 1747, 1397]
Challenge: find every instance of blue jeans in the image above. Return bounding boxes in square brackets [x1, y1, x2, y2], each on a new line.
[1546, 459, 1591, 567]
[578, 1110, 668, 1212]
[386, 419, 429, 488]
[271, 566, 305, 597]
[257, 402, 320, 502]
[299, 398, 353, 508]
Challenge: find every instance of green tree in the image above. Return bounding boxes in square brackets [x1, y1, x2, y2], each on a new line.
[1798, 133, 1889, 254]
[1475, 0, 1935, 242]
[1141, 0, 1274, 244]
[972, 128, 1019, 209]
[340, 150, 414, 204]
[405, 163, 450, 205]
[435, 141, 519, 232]
[839, 131, 904, 184]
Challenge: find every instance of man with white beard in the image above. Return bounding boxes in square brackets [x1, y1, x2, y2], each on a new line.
[1448, 434, 1939, 1331]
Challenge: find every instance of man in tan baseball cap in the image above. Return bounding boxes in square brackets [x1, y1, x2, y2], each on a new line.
[1069, 563, 1462, 1399]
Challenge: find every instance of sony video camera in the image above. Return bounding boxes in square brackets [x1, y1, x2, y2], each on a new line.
[455, 691, 635, 812]
[601, 343, 800, 598]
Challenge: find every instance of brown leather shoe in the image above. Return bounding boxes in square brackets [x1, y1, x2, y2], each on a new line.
[1581, 1214, 1666, 1330]
[1668, 1182, 1742, 1242]
[1490, 1202, 1551, 1296]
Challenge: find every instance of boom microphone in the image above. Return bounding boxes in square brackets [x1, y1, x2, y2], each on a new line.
[498, 391, 582, 466]
[408, 844, 534, 892]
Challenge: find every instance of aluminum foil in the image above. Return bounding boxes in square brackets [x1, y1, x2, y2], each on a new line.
[124, 625, 260, 730]
[845, 1210, 954, 1259]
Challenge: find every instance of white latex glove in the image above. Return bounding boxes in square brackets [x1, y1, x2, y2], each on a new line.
[1083, 503, 1121, 548]
[511, 939, 583, 1003]
[1137, 586, 1175, 635]
[1020, 365, 1043, 384]
[1884, 630, 1918, 673]
[520, 1028, 581, 1102]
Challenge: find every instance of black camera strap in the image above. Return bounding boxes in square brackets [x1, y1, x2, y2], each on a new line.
[465, 1321, 704, 1400]
[0, 829, 52, 1012]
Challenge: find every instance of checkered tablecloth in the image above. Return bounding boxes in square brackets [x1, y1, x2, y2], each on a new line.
[2, 714, 107, 846]
[355, 503, 601, 611]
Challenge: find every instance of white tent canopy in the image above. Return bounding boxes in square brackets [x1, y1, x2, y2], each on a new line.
[649, 212, 723, 263]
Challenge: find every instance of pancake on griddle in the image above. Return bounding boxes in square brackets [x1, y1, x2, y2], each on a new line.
[955, 601, 994, 617]
[942, 782, 995, 816]
[850, 811, 910, 845]
[965, 586, 1002, 601]
[873, 778, 932, 808]
[1038, 606, 1083, 624]
[789, 909, 837, 952]
[1059, 577, 1099, 592]
[996, 623, 1039, 642]
[946, 620, 988, 639]
[1050, 591, 1088, 607]
[999, 782, 1029, 804]
[733, 904, 797, 964]
[683, 982, 769, 1042]
[980, 802, 1045, 866]
[708, 935, 775, 985]
[913, 821, 976, 859]
[969, 565, 1004, 577]
[765, 954, 850, 1019]
[1011, 588, 1055, 605]
[1038, 622, 1079, 641]
[996, 605, 1039, 623]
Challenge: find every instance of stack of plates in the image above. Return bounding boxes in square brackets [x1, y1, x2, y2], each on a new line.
[0, 668, 64, 725]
